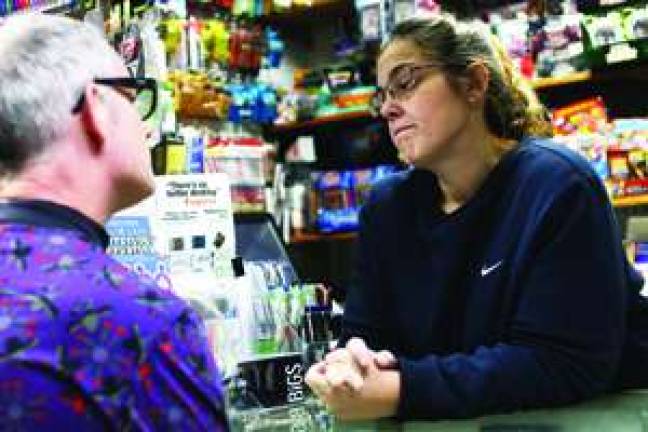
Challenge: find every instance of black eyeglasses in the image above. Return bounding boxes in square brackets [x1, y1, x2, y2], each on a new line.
[371, 63, 447, 116]
[72, 77, 158, 121]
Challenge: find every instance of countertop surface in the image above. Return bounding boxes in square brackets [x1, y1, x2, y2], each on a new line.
[230, 390, 648, 431]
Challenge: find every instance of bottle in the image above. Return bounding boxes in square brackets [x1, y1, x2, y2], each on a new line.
[302, 305, 332, 369]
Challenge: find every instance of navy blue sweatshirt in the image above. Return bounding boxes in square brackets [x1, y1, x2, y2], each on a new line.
[341, 137, 648, 420]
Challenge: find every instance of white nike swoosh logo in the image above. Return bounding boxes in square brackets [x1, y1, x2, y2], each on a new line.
[480, 260, 503, 277]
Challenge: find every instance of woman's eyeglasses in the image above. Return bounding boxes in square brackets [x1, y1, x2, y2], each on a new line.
[371, 63, 446, 116]
[72, 77, 158, 121]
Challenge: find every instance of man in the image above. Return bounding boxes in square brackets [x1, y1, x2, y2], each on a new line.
[0, 14, 228, 430]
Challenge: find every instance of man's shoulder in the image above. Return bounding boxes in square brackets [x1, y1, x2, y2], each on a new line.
[0, 224, 190, 332]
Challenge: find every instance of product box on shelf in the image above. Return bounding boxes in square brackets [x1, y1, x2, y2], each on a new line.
[581, 3, 648, 66]
[204, 136, 270, 212]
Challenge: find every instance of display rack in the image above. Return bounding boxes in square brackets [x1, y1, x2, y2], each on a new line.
[532, 71, 593, 90]
[271, 110, 373, 134]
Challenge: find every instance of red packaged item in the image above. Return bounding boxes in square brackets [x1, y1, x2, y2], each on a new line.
[606, 148, 648, 198]
[551, 97, 608, 136]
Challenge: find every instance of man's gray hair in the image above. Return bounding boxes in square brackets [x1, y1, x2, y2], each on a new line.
[0, 13, 122, 174]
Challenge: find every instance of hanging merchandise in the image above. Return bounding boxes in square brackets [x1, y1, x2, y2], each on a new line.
[115, 21, 145, 77]
[156, 0, 186, 17]
[581, 1, 648, 66]
[355, 0, 382, 41]
[158, 82, 177, 135]
[265, 27, 284, 68]
[202, 18, 231, 65]
[232, 0, 255, 15]
[623, 5, 648, 40]
[140, 11, 168, 80]
[490, 5, 535, 78]
[160, 18, 188, 70]
[534, 12, 587, 77]
[187, 16, 203, 70]
[169, 70, 231, 119]
[583, 10, 626, 48]
[225, 79, 278, 124]
[238, 23, 254, 70]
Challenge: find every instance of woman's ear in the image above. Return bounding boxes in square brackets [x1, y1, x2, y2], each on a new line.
[465, 62, 490, 104]
[79, 84, 108, 153]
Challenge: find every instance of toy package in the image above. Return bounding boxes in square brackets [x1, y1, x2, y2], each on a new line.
[552, 96, 609, 135]
[534, 12, 588, 77]
[491, 13, 532, 78]
[622, 5, 648, 41]
[583, 11, 626, 48]
[581, 6, 648, 65]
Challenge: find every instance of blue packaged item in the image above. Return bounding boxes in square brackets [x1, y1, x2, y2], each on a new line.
[260, 85, 278, 124]
[187, 135, 204, 174]
[317, 207, 359, 233]
[314, 170, 357, 232]
[266, 28, 284, 68]
[227, 83, 245, 123]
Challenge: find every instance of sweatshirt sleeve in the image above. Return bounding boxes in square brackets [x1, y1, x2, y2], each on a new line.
[397, 176, 630, 420]
[339, 198, 390, 350]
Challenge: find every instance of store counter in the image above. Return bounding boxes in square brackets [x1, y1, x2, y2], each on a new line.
[230, 390, 648, 431]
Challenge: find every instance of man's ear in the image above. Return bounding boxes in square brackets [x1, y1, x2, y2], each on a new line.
[79, 84, 108, 153]
[465, 62, 490, 104]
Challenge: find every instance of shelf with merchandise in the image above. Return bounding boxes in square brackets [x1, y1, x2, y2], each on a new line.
[612, 195, 648, 208]
[259, 0, 353, 26]
[270, 109, 374, 134]
[532, 71, 593, 90]
[290, 229, 357, 244]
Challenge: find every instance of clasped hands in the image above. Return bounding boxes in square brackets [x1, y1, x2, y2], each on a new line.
[304, 337, 401, 421]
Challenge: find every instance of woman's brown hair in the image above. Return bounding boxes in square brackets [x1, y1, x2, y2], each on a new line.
[382, 15, 553, 142]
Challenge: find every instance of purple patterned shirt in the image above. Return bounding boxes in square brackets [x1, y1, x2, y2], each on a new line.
[0, 200, 228, 431]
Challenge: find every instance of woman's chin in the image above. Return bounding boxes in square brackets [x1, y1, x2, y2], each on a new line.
[395, 138, 416, 164]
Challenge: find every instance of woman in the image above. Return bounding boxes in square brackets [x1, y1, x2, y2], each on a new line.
[305, 14, 648, 421]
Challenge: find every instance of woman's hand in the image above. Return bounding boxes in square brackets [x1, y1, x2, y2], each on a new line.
[305, 337, 401, 420]
[344, 337, 398, 372]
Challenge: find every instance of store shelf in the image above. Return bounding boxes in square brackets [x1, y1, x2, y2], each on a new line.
[271, 110, 374, 134]
[261, 0, 353, 25]
[532, 71, 593, 90]
[612, 195, 648, 208]
[290, 229, 357, 244]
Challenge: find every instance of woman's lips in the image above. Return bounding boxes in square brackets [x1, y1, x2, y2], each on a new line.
[393, 124, 415, 140]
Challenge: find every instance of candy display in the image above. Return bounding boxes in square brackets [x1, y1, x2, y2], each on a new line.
[553, 96, 648, 199]
[308, 166, 398, 233]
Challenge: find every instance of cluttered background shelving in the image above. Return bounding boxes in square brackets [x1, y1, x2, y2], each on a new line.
[3, 0, 648, 307]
